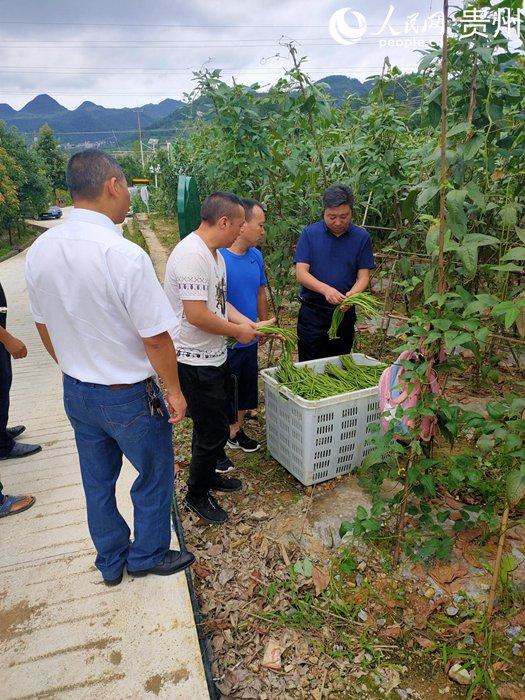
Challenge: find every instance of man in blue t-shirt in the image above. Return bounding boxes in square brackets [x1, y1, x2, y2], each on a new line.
[294, 184, 375, 362]
[218, 198, 270, 471]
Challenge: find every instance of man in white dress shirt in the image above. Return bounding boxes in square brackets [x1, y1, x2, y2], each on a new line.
[25, 149, 194, 586]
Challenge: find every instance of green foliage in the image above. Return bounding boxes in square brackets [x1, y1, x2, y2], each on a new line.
[116, 154, 143, 182]
[34, 123, 67, 195]
[0, 122, 50, 219]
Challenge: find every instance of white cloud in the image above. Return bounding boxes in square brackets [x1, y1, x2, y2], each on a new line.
[0, 0, 444, 109]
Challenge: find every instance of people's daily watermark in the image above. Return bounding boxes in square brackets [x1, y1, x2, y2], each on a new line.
[329, 4, 523, 48]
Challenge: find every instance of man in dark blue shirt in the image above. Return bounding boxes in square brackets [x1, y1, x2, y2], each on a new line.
[294, 184, 375, 362]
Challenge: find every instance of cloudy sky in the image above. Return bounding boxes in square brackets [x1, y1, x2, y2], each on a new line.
[0, 0, 453, 110]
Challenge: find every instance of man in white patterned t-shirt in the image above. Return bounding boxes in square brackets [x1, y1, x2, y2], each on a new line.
[164, 192, 263, 524]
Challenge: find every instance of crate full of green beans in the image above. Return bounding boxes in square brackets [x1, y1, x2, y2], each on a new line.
[260, 354, 384, 486]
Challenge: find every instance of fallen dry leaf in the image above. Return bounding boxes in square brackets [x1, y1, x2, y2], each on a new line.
[411, 563, 426, 579]
[312, 565, 330, 596]
[492, 661, 510, 673]
[193, 562, 212, 579]
[429, 562, 469, 593]
[415, 636, 435, 649]
[261, 638, 284, 671]
[218, 568, 235, 585]
[497, 683, 525, 699]
[379, 624, 402, 639]
[439, 618, 476, 641]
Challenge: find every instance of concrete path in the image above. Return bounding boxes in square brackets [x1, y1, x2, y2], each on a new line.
[135, 214, 169, 283]
[0, 250, 209, 699]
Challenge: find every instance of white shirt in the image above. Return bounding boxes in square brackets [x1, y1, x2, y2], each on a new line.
[25, 208, 177, 384]
[164, 232, 227, 367]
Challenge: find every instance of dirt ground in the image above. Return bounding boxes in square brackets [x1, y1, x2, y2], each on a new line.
[173, 335, 525, 700]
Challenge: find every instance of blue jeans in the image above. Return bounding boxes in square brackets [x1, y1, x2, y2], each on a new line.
[63, 375, 174, 580]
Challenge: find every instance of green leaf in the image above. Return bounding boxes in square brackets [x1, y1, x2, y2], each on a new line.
[446, 188, 468, 237]
[477, 434, 495, 454]
[339, 521, 352, 538]
[420, 474, 435, 496]
[506, 469, 525, 507]
[303, 557, 313, 577]
[425, 223, 440, 255]
[501, 246, 525, 262]
[447, 122, 470, 137]
[490, 263, 524, 272]
[462, 134, 484, 160]
[462, 233, 499, 248]
[500, 203, 517, 228]
[418, 49, 440, 72]
[505, 307, 520, 329]
[428, 101, 441, 128]
[499, 553, 517, 585]
[356, 505, 368, 521]
[466, 181, 486, 209]
[418, 183, 439, 210]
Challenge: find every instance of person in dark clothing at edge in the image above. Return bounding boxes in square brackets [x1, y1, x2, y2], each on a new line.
[0, 281, 39, 517]
[294, 184, 375, 362]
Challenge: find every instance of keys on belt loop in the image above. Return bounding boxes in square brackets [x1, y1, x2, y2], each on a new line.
[146, 378, 164, 417]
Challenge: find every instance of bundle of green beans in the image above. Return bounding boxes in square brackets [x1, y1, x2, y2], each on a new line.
[275, 354, 386, 400]
[328, 292, 382, 340]
[227, 325, 296, 360]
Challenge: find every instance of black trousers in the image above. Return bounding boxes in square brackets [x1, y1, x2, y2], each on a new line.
[178, 361, 230, 499]
[297, 302, 356, 363]
[0, 343, 14, 458]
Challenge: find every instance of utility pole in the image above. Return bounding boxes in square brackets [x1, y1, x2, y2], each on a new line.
[136, 109, 145, 172]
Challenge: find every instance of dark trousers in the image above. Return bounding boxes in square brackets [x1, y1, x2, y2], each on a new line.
[297, 302, 356, 362]
[178, 361, 230, 499]
[0, 344, 14, 458]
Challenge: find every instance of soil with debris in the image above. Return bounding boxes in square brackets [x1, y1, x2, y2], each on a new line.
[173, 370, 525, 699]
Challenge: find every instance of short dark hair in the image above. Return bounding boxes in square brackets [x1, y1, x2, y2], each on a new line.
[66, 149, 125, 200]
[201, 192, 243, 225]
[241, 197, 265, 222]
[322, 184, 354, 210]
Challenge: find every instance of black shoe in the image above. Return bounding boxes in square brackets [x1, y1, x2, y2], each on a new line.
[103, 572, 123, 587]
[185, 493, 228, 524]
[7, 425, 26, 439]
[210, 474, 242, 492]
[216, 455, 235, 473]
[1, 442, 42, 460]
[227, 429, 260, 453]
[127, 549, 195, 577]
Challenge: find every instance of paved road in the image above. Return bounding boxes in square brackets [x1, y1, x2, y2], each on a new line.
[25, 206, 73, 229]
[0, 250, 208, 699]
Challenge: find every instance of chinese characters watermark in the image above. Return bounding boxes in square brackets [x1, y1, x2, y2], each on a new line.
[329, 4, 524, 48]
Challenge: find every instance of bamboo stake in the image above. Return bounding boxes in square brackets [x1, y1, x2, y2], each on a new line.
[438, 0, 449, 296]
[486, 505, 510, 619]
[393, 452, 413, 567]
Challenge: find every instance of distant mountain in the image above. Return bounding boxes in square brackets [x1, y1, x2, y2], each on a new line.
[19, 94, 68, 115]
[0, 103, 16, 119]
[0, 94, 185, 146]
[314, 75, 374, 104]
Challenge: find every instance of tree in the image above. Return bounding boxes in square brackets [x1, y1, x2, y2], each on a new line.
[0, 145, 22, 241]
[0, 122, 51, 217]
[116, 154, 143, 182]
[34, 123, 67, 198]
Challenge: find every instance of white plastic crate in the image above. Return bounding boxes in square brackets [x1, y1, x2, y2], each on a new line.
[260, 354, 382, 486]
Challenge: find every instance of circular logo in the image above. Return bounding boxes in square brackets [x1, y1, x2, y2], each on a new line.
[329, 7, 367, 45]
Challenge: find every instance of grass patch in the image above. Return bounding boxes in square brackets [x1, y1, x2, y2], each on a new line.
[122, 217, 147, 250]
[149, 213, 180, 253]
[0, 224, 40, 261]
